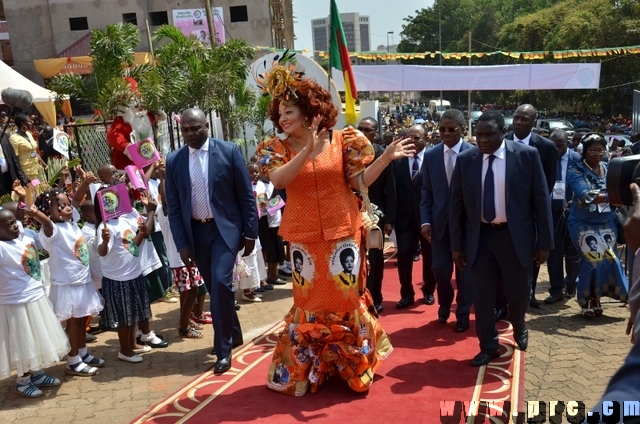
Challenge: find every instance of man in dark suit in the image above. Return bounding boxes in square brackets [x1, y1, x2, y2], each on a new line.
[420, 109, 474, 332]
[165, 108, 258, 374]
[392, 124, 436, 309]
[358, 117, 396, 314]
[544, 129, 582, 304]
[0, 132, 28, 197]
[449, 111, 553, 367]
[503, 103, 557, 309]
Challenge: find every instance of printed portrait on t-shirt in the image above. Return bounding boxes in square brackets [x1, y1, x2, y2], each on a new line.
[74, 237, 90, 266]
[21, 243, 41, 281]
[122, 228, 139, 257]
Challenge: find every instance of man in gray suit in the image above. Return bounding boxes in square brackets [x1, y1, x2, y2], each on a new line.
[420, 109, 473, 332]
[449, 111, 553, 367]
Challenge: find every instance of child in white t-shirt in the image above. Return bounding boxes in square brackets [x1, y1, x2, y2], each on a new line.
[33, 183, 104, 377]
[96, 188, 159, 363]
[0, 182, 70, 398]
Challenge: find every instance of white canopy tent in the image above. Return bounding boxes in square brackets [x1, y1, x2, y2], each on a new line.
[0, 59, 67, 126]
[331, 63, 601, 91]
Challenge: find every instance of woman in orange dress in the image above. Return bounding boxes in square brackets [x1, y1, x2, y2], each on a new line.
[256, 67, 414, 396]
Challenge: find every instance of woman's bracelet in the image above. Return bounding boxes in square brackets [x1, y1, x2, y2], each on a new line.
[379, 156, 389, 167]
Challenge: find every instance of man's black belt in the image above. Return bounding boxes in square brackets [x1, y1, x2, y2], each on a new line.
[192, 218, 214, 224]
[481, 222, 508, 229]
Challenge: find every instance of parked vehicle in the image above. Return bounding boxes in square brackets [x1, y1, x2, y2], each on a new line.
[428, 99, 451, 119]
[534, 119, 575, 138]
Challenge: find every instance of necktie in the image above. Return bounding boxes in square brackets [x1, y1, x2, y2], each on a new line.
[192, 149, 210, 219]
[552, 157, 564, 212]
[411, 157, 420, 186]
[445, 149, 455, 186]
[483, 155, 496, 223]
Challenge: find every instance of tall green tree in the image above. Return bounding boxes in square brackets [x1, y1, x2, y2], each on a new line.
[48, 23, 143, 121]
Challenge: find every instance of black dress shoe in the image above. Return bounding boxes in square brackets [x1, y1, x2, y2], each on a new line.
[455, 317, 470, 333]
[437, 305, 450, 323]
[471, 350, 500, 367]
[529, 296, 541, 308]
[235, 301, 241, 311]
[413, 254, 420, 262]
[543, 293, 565, 304]
[396, 297, 415, 309]
[514, 327, 528, 351]
[564, 289, 576, 299]
[423, 293, 435, 305]
[494, 308, 507, 321]
[374, 304, 384, 314]
[214, 356, 232, 374]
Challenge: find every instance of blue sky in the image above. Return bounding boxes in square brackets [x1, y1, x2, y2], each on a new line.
[291, 0, 435, 52]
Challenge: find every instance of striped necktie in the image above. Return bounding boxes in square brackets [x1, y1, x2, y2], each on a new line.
[192, 149, 210, 219]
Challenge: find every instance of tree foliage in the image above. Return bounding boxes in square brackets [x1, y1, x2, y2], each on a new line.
[48, 22, 143, 120]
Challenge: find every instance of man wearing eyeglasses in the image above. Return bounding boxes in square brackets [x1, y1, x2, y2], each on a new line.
[357, 117, 396, 314]
[420, 109, 474, 332]
[393, 124, 436, 309]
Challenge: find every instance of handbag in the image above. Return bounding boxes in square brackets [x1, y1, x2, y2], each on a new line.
[615, 207, 627, 245]
[357, 173, 384, 251]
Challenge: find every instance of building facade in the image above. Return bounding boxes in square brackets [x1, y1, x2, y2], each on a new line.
[1, 0, 294, 82]
[311, 12, 370, 53]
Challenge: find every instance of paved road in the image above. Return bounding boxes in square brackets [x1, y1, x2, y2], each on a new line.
[0, 264, 631, 423]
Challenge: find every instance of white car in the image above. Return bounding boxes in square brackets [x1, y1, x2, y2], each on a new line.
[604, 134, 631, 148]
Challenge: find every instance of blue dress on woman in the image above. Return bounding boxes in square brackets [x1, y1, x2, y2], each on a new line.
[567, 161, 628, 311]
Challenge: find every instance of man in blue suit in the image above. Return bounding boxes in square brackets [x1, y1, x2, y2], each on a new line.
[449, 111, 553, 367]
[165, 108, 258, 374]
[544, 129, 582, 304]
[420, 109, 474, 332]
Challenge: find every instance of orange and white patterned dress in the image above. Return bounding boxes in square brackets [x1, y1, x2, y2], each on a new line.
[257, 127, 393, 396]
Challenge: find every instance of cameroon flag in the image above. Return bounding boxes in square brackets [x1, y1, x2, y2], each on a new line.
[329, 0, 358, 125]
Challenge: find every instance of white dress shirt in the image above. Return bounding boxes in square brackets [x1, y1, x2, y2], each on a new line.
[481, 141, 507, 223]
[0, 147, 7, 174]
[513, 132, 532, 145]
[443, 139, 463, 170]
[188, 139, 214, 220]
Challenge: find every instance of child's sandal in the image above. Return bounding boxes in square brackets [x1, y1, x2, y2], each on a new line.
[30, 371, 61, 387]
[179, 327, 204, 339]
[65, 362, 99, 376]
[15, 382, 43, 398]
[81, 354, 105, 367]
[188, 320, 204, 330]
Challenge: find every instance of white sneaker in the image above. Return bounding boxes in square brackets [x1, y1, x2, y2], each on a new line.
[160, 293, 178, 303]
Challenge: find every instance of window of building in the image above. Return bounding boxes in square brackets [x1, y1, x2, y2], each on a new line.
[122, 13, 137, 25]
[69, 17, 89, 31]
[148, 11, 168, 26]
[230, 5, 249, 22]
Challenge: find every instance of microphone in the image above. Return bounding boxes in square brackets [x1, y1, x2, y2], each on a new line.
[1, 88, 33, 110]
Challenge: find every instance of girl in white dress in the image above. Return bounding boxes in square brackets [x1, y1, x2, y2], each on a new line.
[33, 183, 104, 376]
[0, 182, 70, 398]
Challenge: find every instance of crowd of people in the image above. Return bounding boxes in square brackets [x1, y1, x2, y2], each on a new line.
[1, 78, 638, 402]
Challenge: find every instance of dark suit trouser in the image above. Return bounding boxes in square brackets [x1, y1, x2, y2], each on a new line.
[396, 216, 435, 299]
[192, 219, 242, 358]
[547, 209, 580, 296]
[432, 228, 473, 319]
[366, 218, 386, 306]
[472, 225, 531, 352]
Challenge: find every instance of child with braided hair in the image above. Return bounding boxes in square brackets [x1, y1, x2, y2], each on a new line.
[32, 180, 105, 377]
[0, 181, 70, 398]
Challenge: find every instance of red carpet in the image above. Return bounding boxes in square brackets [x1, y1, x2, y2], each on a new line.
[134, 252, 525, 423]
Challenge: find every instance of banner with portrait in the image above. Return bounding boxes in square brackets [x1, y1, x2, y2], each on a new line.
[172, 8, 225, 46]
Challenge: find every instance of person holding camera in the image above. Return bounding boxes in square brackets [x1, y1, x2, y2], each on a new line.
[566, 133, 628, 317]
